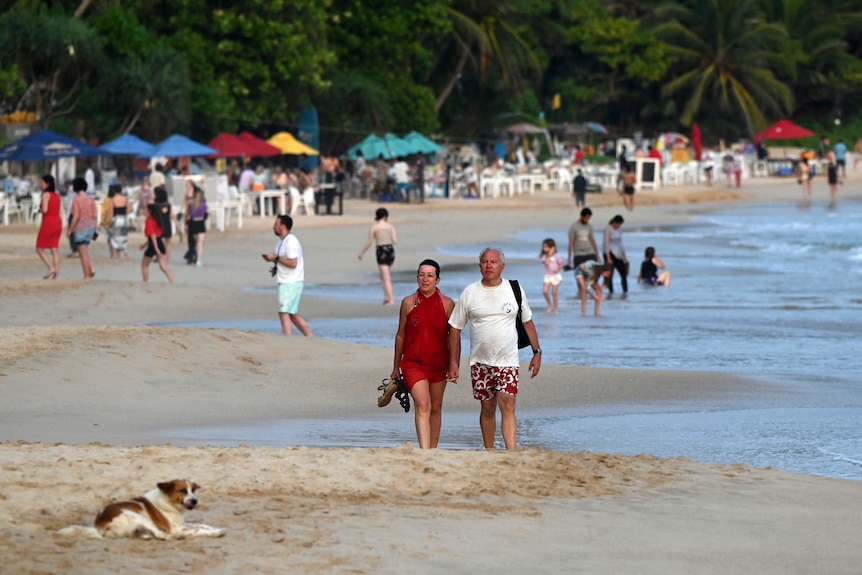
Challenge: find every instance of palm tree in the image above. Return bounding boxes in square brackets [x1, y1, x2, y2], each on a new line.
[758, 0, 862, 118]
[433, 0, 546, 113]
[653, 0, 795, 135]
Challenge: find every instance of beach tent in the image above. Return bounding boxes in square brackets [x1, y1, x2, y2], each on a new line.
[139, 134, 217, 158]
[0, 129, 107, 162]
[267, 131, 319, 156]
[753, 120, 814, 143]
[403, 131, 443, 155]
[98, 134, 154, 157]
[237, 132, 282, 157]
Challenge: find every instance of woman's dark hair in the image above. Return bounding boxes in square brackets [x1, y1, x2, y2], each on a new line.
[610, 214, 624, 225]
[108, 183, 122, 197]
[154, 186, 168, 203]
[375, 207, 388, 221]
[72, 177, 87, 192]
[417, 258, 440, 278]
[147, 203, 160, 219]
[41, 174, 56, 192]
[644, 246, 656, 259]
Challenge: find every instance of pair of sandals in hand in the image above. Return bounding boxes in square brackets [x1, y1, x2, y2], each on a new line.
[377, 377, 410, 412]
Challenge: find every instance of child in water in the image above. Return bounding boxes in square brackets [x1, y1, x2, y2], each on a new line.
[540, 238, 564, 313]
[575, 261, 613, 316]
[638, 246, 671, 286]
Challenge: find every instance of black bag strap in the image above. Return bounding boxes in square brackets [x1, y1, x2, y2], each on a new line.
[509, 279, 522, 316]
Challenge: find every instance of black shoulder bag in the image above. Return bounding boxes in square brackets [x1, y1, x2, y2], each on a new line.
[509, 279, 531, 349]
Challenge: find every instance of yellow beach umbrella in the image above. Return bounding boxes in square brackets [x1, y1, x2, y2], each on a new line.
[267, 131, 319, 155]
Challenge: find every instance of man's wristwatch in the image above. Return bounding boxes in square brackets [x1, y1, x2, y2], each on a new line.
[532, 348, 542, 355]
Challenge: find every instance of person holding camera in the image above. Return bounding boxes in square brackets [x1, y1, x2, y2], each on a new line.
[262, 215, 313, 337]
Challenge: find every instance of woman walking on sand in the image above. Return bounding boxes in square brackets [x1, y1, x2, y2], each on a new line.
[140, 203, 175, 283]
[66, 177, 98, 279]
[386, 259, 455, 448]
[105, 184, 131, 260]
[184, 184, 209, 266]
[35, 174, 62, 279]
[358, 207, 397, 305]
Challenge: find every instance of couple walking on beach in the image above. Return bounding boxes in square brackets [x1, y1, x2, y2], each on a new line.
[385, 247, 542, 449]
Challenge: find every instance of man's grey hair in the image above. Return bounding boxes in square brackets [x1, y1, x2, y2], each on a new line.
[479, 247, 506, 264]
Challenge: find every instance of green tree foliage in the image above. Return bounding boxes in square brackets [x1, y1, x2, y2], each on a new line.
[323, 0, 449, 148]
[432, 0, 547, 119]
[759, 0, 862, 118]
[653, 0, 795, 135]
[139, 0, 334, 138]
[0, 9, 103, 128]
[0, 65, 27, 114]
[87, 5, 190, 140]
[3, 0, 862, 148]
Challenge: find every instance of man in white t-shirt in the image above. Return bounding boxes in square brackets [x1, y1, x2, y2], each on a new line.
[263, 215, 313, 336]
[448, 247, 541, 449]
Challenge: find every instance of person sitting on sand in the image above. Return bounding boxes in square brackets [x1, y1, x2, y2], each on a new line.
[638, 246, 671, 286]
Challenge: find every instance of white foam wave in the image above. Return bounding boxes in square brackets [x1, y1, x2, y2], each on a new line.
[817, 447, 862, 468]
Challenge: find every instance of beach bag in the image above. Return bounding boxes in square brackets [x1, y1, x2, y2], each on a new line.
[509, 279, 531, 349]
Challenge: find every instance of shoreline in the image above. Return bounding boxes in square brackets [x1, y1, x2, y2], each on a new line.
[2, 176, 862, 573]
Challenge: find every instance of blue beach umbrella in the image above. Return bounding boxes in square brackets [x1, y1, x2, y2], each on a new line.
[99, 133, 155, 156]
[0, 129, 108, 162]
[381, 133, 414, 157]
[584, 122, 609, 135]
[139, 134, 217, 158]
[348, 134, 389, 160]
[403, 131, 443, 155]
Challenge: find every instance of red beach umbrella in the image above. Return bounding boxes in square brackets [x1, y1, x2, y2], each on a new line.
[206, 133, 253, 158]
[237, 132, 282, 157]
[753, 120, 815, 143]
[691, 123, 702, 161]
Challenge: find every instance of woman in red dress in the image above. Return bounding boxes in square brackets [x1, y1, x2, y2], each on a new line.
[390, 259, 455, 448]
[35, 174, 62, 279]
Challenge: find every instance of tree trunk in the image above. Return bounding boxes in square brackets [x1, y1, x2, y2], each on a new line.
[435, 49, 470, 112]
[74, 0, 94, 19]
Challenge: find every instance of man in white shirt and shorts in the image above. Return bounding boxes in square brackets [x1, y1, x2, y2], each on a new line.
[263, 215, 313, 336]
[448, 247, 541, 449]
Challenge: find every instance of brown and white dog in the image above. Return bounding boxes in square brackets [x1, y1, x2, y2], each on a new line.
[57, 479, 225, 540]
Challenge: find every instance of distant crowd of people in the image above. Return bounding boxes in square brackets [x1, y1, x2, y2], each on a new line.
[32, 161, 210, 281]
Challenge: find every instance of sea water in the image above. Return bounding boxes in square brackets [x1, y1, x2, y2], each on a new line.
[162, 198, 862, 480]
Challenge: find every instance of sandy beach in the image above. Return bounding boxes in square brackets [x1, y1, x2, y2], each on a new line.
[1, 176, 861, 574]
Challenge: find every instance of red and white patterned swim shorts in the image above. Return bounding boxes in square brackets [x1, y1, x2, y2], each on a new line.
[470, 363, 519, 400]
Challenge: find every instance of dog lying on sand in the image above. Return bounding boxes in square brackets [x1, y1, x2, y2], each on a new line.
[57, 479, 225, 540]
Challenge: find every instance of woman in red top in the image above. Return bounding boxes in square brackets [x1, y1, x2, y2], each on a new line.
[390, 259, 455, 448]
[139, 203, 175, 283]
[35, 174, 62, 279]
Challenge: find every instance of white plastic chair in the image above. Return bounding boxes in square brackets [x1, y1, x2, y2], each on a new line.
[288, 186, 315, 216]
